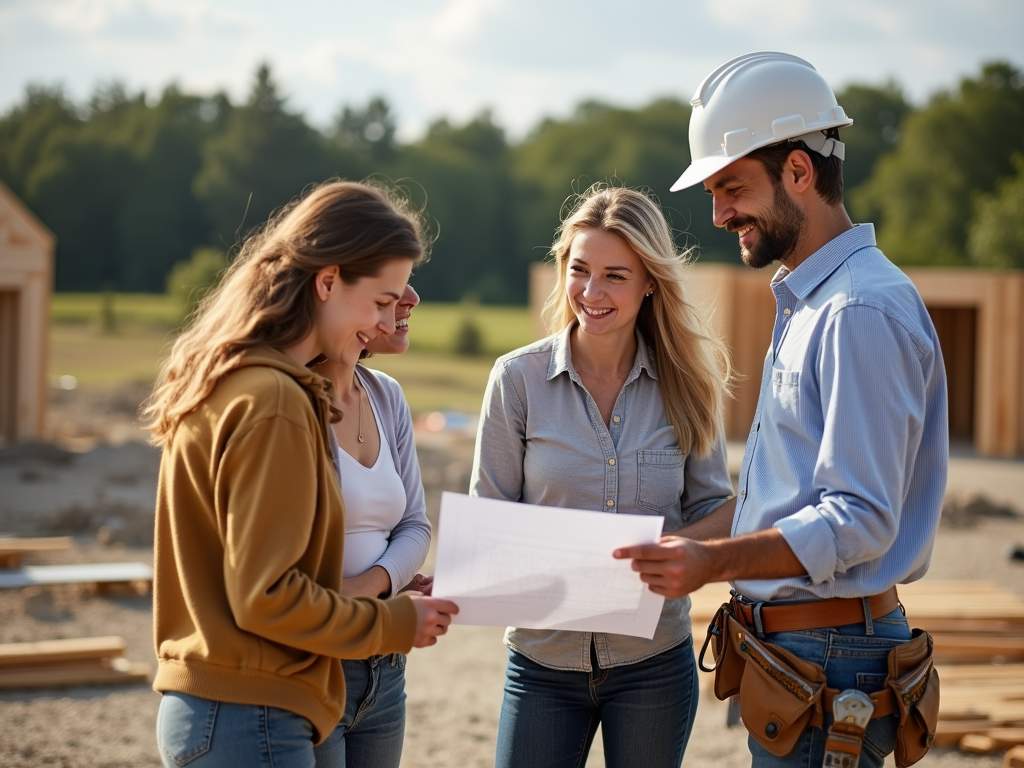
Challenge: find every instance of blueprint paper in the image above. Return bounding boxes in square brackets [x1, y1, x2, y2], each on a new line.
[432, 492, 666, 639]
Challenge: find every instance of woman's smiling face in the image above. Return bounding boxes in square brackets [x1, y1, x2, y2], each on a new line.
[565, 227, 652, 340]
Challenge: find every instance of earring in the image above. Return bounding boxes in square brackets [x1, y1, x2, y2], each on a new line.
[645, 291, 653, 297]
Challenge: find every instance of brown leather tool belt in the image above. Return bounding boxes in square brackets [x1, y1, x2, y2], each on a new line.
[731, 586, 900, 635]
[699, 588, 939, 768]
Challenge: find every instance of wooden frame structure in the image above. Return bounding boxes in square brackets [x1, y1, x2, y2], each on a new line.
[0, 179, 54, 443]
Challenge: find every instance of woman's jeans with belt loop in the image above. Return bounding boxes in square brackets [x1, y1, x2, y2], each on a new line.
[747, 606, 912, 768]
[313, 654, 407, 768]
[156, 692, 316, 768]
[495, 635, 699, 768]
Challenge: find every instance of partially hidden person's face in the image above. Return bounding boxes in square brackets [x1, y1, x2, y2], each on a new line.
[565, 227, 653, 340]
[365, 284, 420, 356]
[703, 156, 807, 269]
[316, 258, 414, 366]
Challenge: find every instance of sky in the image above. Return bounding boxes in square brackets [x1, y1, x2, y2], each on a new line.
[1, 0, 1022, 141]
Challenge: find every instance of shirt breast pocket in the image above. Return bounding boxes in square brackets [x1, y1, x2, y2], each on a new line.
[636, 450, 684, 512]
[771, 369, 801, 416]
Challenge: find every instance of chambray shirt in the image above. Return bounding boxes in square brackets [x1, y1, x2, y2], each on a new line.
[470, 326, 733, 671]
[732, 224, 948, 603]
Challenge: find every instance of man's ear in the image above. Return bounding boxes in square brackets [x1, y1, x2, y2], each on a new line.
[314, 265, 340, 301]
[785, 149, 815, 195]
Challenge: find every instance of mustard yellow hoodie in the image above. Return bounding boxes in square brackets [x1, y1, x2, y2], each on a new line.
[152, 346, 417, 742]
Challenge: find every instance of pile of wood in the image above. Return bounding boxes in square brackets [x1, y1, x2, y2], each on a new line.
[689, 579, 1024, 762]
[0, 535, 154, 690]
[0, 636, 150, 690]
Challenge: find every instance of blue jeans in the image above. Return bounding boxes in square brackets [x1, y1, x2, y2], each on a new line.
[495, 636, 699, 768]
[157, 691, 315, 767]
[747, 606, 911, 768]
[313, 654, 407, 768]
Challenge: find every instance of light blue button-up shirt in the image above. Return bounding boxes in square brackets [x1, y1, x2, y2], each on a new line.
[732, 224, 949, 602]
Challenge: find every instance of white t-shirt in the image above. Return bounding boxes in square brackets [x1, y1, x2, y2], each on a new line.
[332, 387, 408, 579]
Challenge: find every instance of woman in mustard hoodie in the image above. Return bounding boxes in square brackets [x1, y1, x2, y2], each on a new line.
[143, 180, 458, 768]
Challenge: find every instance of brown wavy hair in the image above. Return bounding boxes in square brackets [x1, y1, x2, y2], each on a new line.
[542, 183, 732, 457]
[143, 179, 427, 446]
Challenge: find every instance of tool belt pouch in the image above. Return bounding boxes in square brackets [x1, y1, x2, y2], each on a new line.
[699, 602, 746, 699]
[728, 615, 827, 757]
[888, 628, 939, 768]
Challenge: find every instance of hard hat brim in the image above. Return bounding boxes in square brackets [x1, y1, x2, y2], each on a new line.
[669, 154, 741, 192]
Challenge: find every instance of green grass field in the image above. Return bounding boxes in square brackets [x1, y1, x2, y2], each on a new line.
[49, 293, 536, 414]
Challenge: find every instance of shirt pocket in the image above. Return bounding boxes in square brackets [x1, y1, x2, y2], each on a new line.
[771, 369, 801, 416]
[636, 449, 684, 512]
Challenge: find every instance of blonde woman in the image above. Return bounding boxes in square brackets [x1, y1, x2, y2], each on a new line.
[145, 181, 457, 768]
[470, 184, 733, 768]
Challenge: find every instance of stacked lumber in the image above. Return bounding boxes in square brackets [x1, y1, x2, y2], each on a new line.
[0, 536, 72, 569]
[687, 580, 1024, 761]
[0, 636, 150, 690]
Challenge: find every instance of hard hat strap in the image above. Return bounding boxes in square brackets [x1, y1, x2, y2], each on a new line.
[793, 130, 845, 161]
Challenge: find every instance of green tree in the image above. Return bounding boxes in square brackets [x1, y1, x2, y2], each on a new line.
[194, 63, 335, 247]
[167, 246, 229, 317]
[331, 96, 397, 166]
[509, 98, 734, 266]
[396, 111, 517, 302]
[968, 154, 1024, 268]
[834, 82, 912, 195]
[0, 84, 80, 197]
[852, 62, 1024, 266]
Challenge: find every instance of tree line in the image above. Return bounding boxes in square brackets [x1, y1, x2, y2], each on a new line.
[1, 61, 1022, 303]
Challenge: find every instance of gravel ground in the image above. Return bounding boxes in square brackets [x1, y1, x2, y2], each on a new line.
[1, 385, 1022, 767]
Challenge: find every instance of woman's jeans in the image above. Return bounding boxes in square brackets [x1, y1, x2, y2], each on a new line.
[313, 654, 407, 768]
[495, 636, 699, 768]
[747, 606, 912, 768]
[157, 692, 316, 768]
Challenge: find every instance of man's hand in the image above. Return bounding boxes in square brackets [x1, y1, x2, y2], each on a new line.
[407, 595, 458, 648]
[614, 536, 714, 599]
[615, 528, 808, 600]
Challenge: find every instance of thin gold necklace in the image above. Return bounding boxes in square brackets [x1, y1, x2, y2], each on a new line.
[353, 374, 365, 443]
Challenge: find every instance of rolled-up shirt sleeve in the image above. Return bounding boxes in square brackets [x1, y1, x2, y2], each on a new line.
[680, 431, 734, 527]
[775, 304, 928, 585]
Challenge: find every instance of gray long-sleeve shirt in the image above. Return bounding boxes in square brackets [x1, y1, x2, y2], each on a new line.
[469, 326, 733, 671]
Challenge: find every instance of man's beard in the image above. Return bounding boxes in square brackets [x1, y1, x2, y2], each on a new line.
[733, 181, 806, 269]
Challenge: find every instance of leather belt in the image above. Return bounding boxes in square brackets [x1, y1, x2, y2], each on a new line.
[731, 586, 900, 635]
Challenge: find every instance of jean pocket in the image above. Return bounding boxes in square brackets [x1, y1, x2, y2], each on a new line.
[636, 450, 684, 512]
[158, 693, 218, 767]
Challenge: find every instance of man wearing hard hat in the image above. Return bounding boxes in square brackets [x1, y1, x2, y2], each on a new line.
[616, 53, 947, 768]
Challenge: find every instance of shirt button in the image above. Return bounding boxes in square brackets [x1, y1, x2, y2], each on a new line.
[783, 308, 791, 316]
[740, 490, 746, 497]
[608, 458, 616, 466]
[606, 499, 614, 507]
[612, 415, 621, 423]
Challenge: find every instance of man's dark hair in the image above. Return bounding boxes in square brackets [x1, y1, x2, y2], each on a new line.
[747, 128, 844, 206]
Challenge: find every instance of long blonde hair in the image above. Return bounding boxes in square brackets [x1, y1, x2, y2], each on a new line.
[542, 184, 731, 457]
[143, 180, 427, 446]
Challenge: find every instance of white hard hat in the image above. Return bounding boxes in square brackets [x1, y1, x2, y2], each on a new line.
[670, 52, 853, 191]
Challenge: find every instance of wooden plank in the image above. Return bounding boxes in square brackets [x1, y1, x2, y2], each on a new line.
[1006, 744, 1024, 768]
[0, 658, 149, 690]
[0, 562, 153, 589]
[935, 721, 1002, 748]
[0, 636, 126, 665]
[0, 536, 74, 554]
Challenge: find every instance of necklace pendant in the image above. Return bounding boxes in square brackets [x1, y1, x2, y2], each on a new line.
[357, 434, 365, 443]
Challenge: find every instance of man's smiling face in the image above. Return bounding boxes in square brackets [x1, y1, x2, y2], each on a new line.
[703, 156, 807, 270]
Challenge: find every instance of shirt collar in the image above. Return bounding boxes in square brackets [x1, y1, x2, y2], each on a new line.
[776, 223, 877, 300]
[548, 323, 657, 382]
